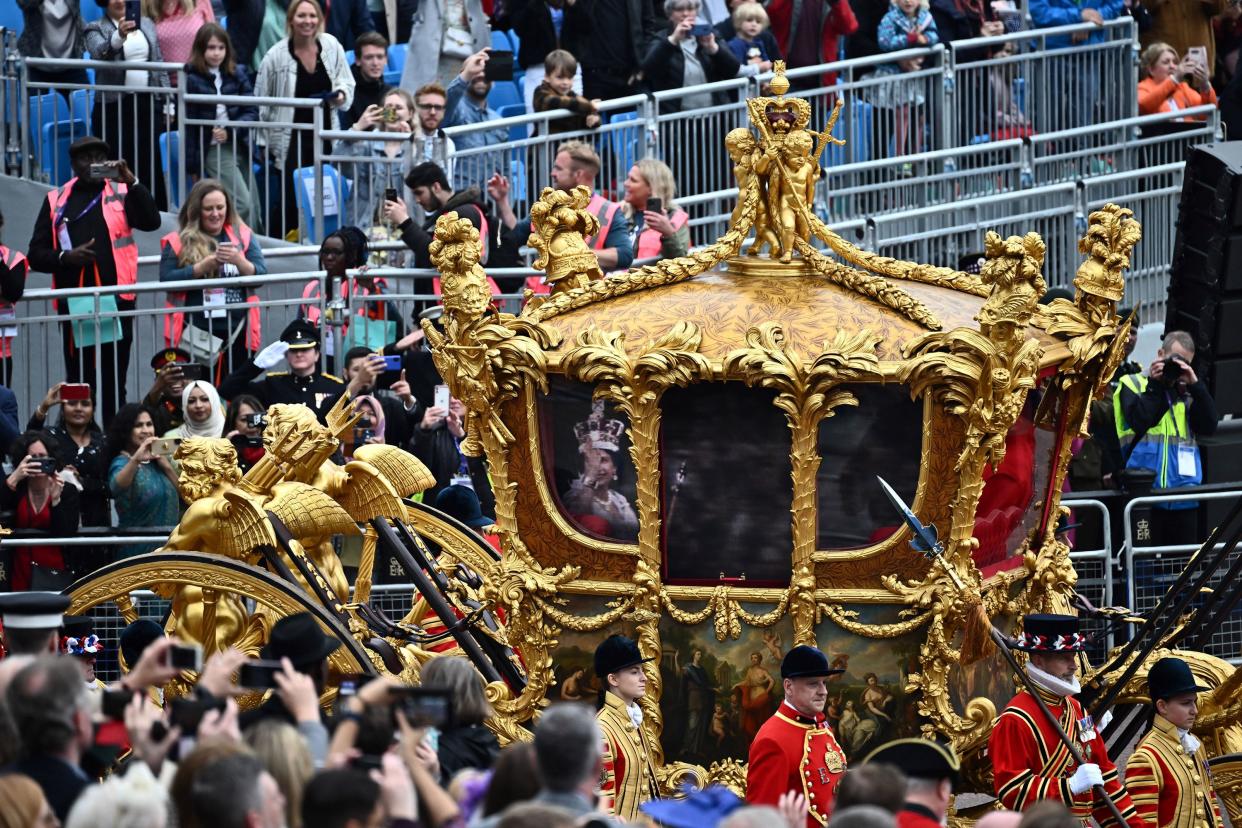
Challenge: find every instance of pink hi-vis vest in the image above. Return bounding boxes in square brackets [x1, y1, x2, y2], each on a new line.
[524, 191, 622, 297]
[635, 209, 688, 260]
[46, 179, 138, 301]
[0, 246, 27, 359]
[160, 223, 262, 352]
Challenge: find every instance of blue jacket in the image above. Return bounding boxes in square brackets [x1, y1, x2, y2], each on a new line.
[877, 6, 939, 51]
[325, 0, 376, 51]
[1028, 0, 1123, 47]
[444, 76, 510, 193]
[183, 65, 260, 177]
[0, 385, 19, 452]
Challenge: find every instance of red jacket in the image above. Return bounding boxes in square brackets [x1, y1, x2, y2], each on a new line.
[990, 688, 1138, 828]
[767, 0, 859, 83]
[898, 804, 945, 828]
[746, 701, 847, 827]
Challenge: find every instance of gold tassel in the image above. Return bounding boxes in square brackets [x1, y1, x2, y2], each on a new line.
[960, 601, 998, 666]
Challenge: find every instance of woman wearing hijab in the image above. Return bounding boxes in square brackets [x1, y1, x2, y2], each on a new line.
[166, 380, 226, 439]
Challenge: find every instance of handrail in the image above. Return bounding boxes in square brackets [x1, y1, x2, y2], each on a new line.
[948, 16, 1135, 53]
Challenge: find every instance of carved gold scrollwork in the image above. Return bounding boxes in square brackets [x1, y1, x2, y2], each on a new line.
[724, 324, 882, 644]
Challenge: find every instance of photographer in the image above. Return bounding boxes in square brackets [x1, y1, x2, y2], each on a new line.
[224, 393, 266, 472]
[1115, 330, 1219, 546]
[2, 430, 82, 590]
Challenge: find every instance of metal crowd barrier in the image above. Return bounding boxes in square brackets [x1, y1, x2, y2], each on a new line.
[1062, 496, 1116, 662]
[1124, 489, 1242, 664]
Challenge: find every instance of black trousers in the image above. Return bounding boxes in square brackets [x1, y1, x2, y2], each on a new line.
[60, 297, 134, 426]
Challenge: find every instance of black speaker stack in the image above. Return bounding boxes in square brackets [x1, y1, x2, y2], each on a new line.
[1166, 142, 1242, 417]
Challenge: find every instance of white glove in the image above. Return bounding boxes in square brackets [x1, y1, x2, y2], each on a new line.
[1068, 763, 1104, 795]
[254, 341, 290, 370]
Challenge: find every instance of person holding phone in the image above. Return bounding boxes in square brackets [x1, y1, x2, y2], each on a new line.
[224, 393, 266, 470]
[334, 87, 419, 228]
[107, 404, 181, 558]
[1138, 41, 1218, 119]
[642, 0, 740, 112]
[621, 160, 690, 261]
[159, 179, 267, 382]
[441, 50, 511, 193]
[28, 382, 111, 528]
[84, 0, 172, 213]
[26, 137, 161, 428]
[2, 431, 82, 590]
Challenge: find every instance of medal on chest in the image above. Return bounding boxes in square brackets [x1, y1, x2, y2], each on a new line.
[1078, 715, 1095, 761]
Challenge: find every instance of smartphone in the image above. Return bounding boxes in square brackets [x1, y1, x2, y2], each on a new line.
[169, 696, 226, 732]
[245, 412, 267, 428]
[231, 434, 264, 449]
[690, 22, 713, 37]
[392, 687, 454, 728]
[89, 162, 120, 181]
[102, 688, 136, 719]
[434, 384, 451, 412]
[150, 437, 181, 458]
[179, 363, 207, 383]
[239, 660, 284, 690]
[1188, 45, 1208, 68]
[338, 673, 375, 697]
[124, 0, 140, 21]
[646, 197, 663, 215]
[353, 427, 375, 444]
[381, 105, 398, 123]
[483, 49, 515, 82]
[382, 354, 402, 372]
[60, 383, 90, 401]
[34, 457, 57, 474]
[384, 187, 399, 204]
[168, 643, 202, 671]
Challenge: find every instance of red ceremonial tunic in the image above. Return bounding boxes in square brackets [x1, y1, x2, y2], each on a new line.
[989, 686, 1138, 828]
[1124, 714, 1222, 828]
[898, 803, 945, 828]
[746, 701, 847, 827]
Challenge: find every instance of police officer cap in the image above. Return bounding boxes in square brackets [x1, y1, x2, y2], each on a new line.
[280, 319, 320, 350]
[150, 347, 192, 370]
[1148, 657, 1210, 702]
[0, 592, 71, 630]
[593, 634, 651, 679]
[780, 645, 844, 679]
[864, 738, 960, 784]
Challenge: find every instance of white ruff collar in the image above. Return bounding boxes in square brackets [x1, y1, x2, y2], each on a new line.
[626, 702, 643, 728]
[1027, 662, 1082, 698]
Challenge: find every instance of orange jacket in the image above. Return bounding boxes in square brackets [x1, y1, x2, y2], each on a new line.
[1138, 77, 1217, 119]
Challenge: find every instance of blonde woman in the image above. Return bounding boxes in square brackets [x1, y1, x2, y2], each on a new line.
[1138, 42, 1217, 119]
[621, 160, 690, 261]
[244, 720, 314, 828]
[254, 0, 355, 236]
[335, 87, 419, 227]
[159, 180, 267, 381]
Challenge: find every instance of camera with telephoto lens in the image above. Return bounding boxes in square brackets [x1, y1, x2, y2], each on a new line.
[1161, 357, 1184, 385]
[245, 413, 267, 428]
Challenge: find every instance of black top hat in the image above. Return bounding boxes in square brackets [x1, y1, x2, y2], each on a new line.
[593, 634, 651, 679]
[280, 319, 321, 350]
[1016, 614, 1087, 652]
[120, 619, 164, 669]
[780, 645, 844, 679]
[864, 738, 960, 784]
[68, 135, 111, 158]
[150, 347, 192, 370]
[1148, 657, 1210, 701]
[434, 484, 492, 529]
[260, 612, 341, 670]
[0, 592, 71, 630]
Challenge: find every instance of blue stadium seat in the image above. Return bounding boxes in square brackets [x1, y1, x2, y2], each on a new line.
[490, 30, 510, 52]
[80, 2, 104, 25]
[293, 164, 351, 243]
[158, 131, 194, 208]
[488, 81, 522, 113]
[345, 50, 355, 66]
[498, 103, 527, 141]
[608, 110, 640, 178]
[506, 29, 520, 55]
[28, 93, 70, 151]
[387, 46, 406, 75]
[69, 88, 91, 125]
[42, 119, 88, 186]
[0, 4, 22, 35]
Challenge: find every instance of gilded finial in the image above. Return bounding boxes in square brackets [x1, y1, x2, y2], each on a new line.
[769, 60, 790, 97]
[1074, 203, 1140, 302]
[527, 185, 603, 295]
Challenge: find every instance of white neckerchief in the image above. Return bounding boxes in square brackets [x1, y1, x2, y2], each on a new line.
[1027, 662, 1082, 697]
[1178, 726, 1201, 754]
[626, 701, 643, 728]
